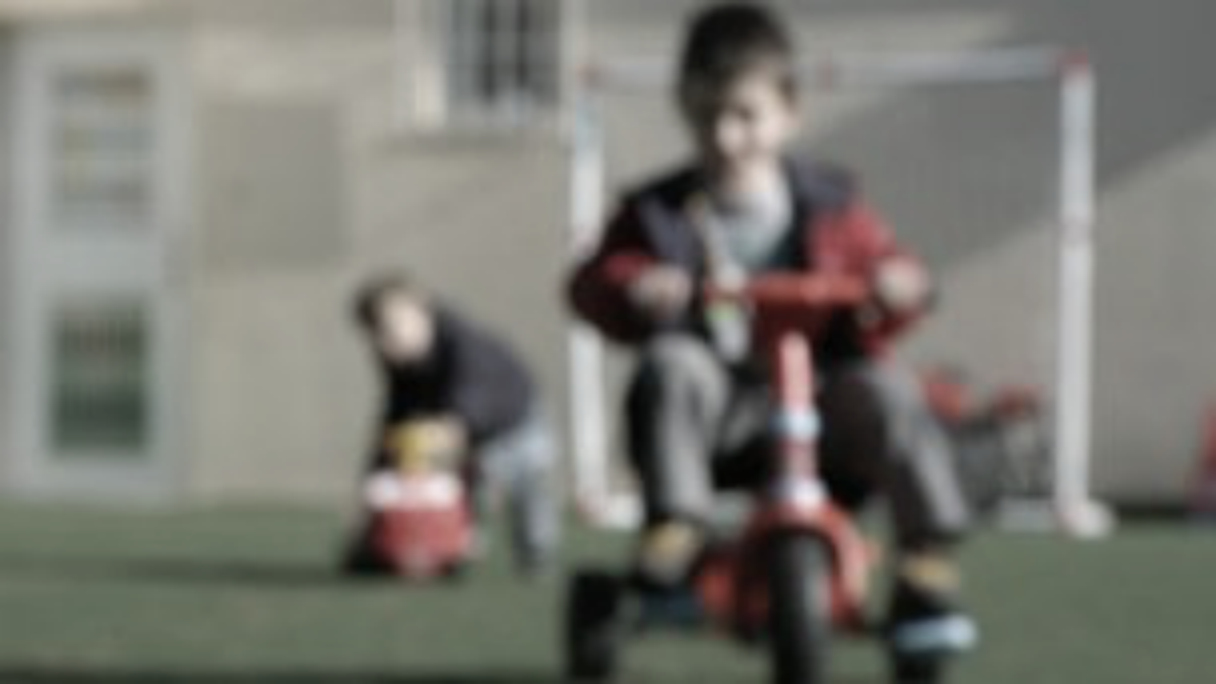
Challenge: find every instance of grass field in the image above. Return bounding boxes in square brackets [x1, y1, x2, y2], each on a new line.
[0, 503, 1212, 683]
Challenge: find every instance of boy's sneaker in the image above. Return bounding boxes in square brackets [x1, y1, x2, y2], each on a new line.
[632, 519, 706, 589]
[887, 578, 978, 655]
[886, 577, 978, 684]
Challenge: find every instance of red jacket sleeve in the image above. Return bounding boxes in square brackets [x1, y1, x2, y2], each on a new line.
[567, 204, 658, 345]
[814, 200, 932, 350]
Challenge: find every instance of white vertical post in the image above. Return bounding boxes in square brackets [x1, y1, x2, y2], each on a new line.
[1054, 53, 1113, 537]
[393, 0, 446, 131]
[567, 71, 613, 521]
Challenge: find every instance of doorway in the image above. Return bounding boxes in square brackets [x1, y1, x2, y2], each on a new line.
[8, 26, 188, 499]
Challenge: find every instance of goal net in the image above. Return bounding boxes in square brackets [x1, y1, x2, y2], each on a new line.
[566, 47, 1111, 536]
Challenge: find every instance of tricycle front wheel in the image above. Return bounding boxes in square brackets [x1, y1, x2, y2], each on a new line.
[768, 534, 832, 684]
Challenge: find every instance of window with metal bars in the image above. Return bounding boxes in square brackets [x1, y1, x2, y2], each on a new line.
[447, 0, 559, 125]
[394, 0, 561, 129]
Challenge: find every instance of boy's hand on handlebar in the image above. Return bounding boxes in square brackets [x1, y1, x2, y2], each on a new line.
[629, 265, 693, 322]
[873, 257, 932, 314]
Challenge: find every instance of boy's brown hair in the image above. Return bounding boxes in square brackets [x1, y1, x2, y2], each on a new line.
[352, 271, 424, 333]
[677, 2, 798, 111]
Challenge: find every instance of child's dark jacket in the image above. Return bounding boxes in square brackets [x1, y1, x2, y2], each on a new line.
[379, 308, 533, 447]
[568, 160, 926, 362]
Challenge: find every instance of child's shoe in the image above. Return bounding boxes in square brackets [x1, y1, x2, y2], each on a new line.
[632, 519, 706, 588]
[885, 556, 978, 684]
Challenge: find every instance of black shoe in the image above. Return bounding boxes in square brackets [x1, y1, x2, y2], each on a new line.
[886, 579, 978, 683]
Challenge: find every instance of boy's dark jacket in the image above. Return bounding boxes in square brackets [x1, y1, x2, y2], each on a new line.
[379, 308, 533, 448]
[568, 160, 926, 361]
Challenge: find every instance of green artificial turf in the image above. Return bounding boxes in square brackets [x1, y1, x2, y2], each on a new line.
[0, 503, 1210, 683]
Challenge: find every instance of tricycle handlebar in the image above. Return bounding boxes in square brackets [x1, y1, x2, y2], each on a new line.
[704, 273, 869, 312]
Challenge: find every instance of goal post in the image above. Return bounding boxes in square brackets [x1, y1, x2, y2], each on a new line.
[565, 47, 1112, 537]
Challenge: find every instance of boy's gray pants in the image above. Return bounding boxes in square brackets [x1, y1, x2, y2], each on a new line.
[477, 407, 561, 568]
[626, 335, 969, 551]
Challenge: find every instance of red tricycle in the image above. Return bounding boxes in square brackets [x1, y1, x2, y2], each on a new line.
[564, 273, 892, 684]
[343, 422, 475, 580]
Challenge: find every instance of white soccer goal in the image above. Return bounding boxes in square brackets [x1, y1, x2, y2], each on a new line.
[565, 47, 1113, 537]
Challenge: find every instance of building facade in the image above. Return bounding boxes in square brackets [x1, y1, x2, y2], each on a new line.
[0, 0, 1213, 507]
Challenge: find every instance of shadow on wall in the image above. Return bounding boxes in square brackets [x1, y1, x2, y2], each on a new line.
[808, 0, 1216, 260]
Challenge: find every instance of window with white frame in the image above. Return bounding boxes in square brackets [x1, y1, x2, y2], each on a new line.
[397, 0, 563, 129]
[52, 66, 155, 233]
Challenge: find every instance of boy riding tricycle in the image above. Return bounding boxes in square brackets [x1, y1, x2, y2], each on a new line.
[563, 5, 977, 682]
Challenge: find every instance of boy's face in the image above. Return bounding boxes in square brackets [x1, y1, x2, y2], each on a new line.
[683, 69, 799, 182]
[374, 291, 435, 365]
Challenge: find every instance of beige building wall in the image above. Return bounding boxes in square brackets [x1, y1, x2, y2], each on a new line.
[173, 0, 571, 500]
[0, 1, 573, 503]
[2, 1, 1213, 506]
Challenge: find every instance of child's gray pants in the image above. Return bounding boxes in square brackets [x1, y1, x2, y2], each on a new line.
[625, 334, 969, 551]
